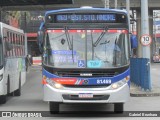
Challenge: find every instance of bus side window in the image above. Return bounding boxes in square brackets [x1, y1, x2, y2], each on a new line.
[16, 33, 18, 57]
[11, 32, 14, 57]
[19, 34, 22, 56]
[15, 34, 17, 57]
[13, 33, 16, 57]
[22, 35, 24, 56]
[4, 31, 12, 57]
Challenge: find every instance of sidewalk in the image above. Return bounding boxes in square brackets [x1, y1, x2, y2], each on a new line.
[130, 63, 160, 97]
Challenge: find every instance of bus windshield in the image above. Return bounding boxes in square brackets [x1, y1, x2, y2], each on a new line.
[43, 29, 130, 68]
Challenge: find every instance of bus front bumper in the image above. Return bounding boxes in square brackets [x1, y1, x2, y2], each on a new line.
[43, 84, 130, 103]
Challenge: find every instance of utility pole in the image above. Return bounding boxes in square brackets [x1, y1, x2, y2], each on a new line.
[141, 0, 150, 59]
[115, 0, 117, 9]
[126, 0, 130, 32]
[0, 8, 2, 22]
[0, 11, 1, 22]
[154, 11, 157, 53]
[104, 0, 109, 8]
[141, 0, 151, 90]
[24, 12, 27, 33]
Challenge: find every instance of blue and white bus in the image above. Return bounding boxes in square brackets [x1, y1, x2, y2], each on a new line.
[38, 8, 131, 113]
[0, 22, 27, 104]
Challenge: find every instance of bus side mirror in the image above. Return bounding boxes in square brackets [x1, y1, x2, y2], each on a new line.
[37, 31, 44, 53]
[130, 34, 138, 49]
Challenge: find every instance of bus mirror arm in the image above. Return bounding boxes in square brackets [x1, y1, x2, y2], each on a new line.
[39, 42, 44, 53]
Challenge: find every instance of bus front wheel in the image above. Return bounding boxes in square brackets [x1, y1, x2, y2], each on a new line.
[114, 103, 124, 113]
[49, 102, 60, 114]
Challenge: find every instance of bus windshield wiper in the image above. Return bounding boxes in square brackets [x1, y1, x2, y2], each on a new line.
[71, 35, 74, 63]
[64, 26, 72, 50]
[113, 37, 119, 66]
[64, 26, 74, 63]
[91, 32, 94, 60]
[93, 26, 108, 47]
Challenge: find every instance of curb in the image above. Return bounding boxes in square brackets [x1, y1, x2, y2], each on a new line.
[130, 93, 160, 97]
[130, 83, 160, 97]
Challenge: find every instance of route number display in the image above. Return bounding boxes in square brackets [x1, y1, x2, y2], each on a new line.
[140, 34, 152, 46]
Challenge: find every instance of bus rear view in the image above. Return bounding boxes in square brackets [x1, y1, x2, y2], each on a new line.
[38, 8, 130, 114]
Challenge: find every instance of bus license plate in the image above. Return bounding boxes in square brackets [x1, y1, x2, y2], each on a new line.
[79, 93, 93, 98]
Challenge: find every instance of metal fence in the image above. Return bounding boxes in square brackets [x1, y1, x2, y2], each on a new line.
[130, 58, 151, 91]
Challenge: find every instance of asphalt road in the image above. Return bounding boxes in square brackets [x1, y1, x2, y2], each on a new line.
[0, 64, 160, 119]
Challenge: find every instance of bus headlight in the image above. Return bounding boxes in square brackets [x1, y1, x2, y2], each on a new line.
[111, 76, 129, 89]
[46, 78, 63, 89]
[0, 74, 3, 81]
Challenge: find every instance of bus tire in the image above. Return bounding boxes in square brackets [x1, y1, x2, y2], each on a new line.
[0, 95, 6, 104]
[14, 74, 21, 96]
[49, 102, 60, 114]
[114, 103, 123, 113]
[7, 76, 13, 96]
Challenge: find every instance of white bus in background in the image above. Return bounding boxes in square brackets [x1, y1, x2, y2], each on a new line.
[0, 22, 27, 104]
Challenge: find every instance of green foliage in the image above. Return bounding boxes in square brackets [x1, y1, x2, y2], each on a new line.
[4, 11, 31, 26]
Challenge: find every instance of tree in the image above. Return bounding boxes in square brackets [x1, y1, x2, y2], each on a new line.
[4, 11, 31, 29]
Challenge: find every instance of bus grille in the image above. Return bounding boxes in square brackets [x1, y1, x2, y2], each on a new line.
[57, 71, 117, 77]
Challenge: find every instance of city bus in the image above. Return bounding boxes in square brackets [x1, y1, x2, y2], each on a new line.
[38, 8, 131, 113]
[0, 22, 27, 104]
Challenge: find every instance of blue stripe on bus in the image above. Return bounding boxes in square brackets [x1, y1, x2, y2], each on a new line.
[42, 69, 59, 78]
[42, 68, 130, 85]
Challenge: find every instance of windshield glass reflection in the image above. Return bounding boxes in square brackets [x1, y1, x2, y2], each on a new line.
[43, 29, 130, 68]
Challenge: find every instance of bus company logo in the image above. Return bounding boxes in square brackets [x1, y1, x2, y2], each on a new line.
[2, 112, 12, 117]
[83, 79, 89, 85]
[77, 78, 89, 85]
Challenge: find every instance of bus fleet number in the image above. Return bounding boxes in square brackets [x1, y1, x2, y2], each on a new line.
[97, 79, 111, 84]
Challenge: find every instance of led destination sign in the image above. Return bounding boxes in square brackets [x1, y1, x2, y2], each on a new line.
[46, 13, 127, 23]
[55, 14, 116, 23]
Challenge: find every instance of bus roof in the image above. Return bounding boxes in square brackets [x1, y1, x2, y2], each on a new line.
[0, 22, 24, 33]
[45, 8, 127, 16]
